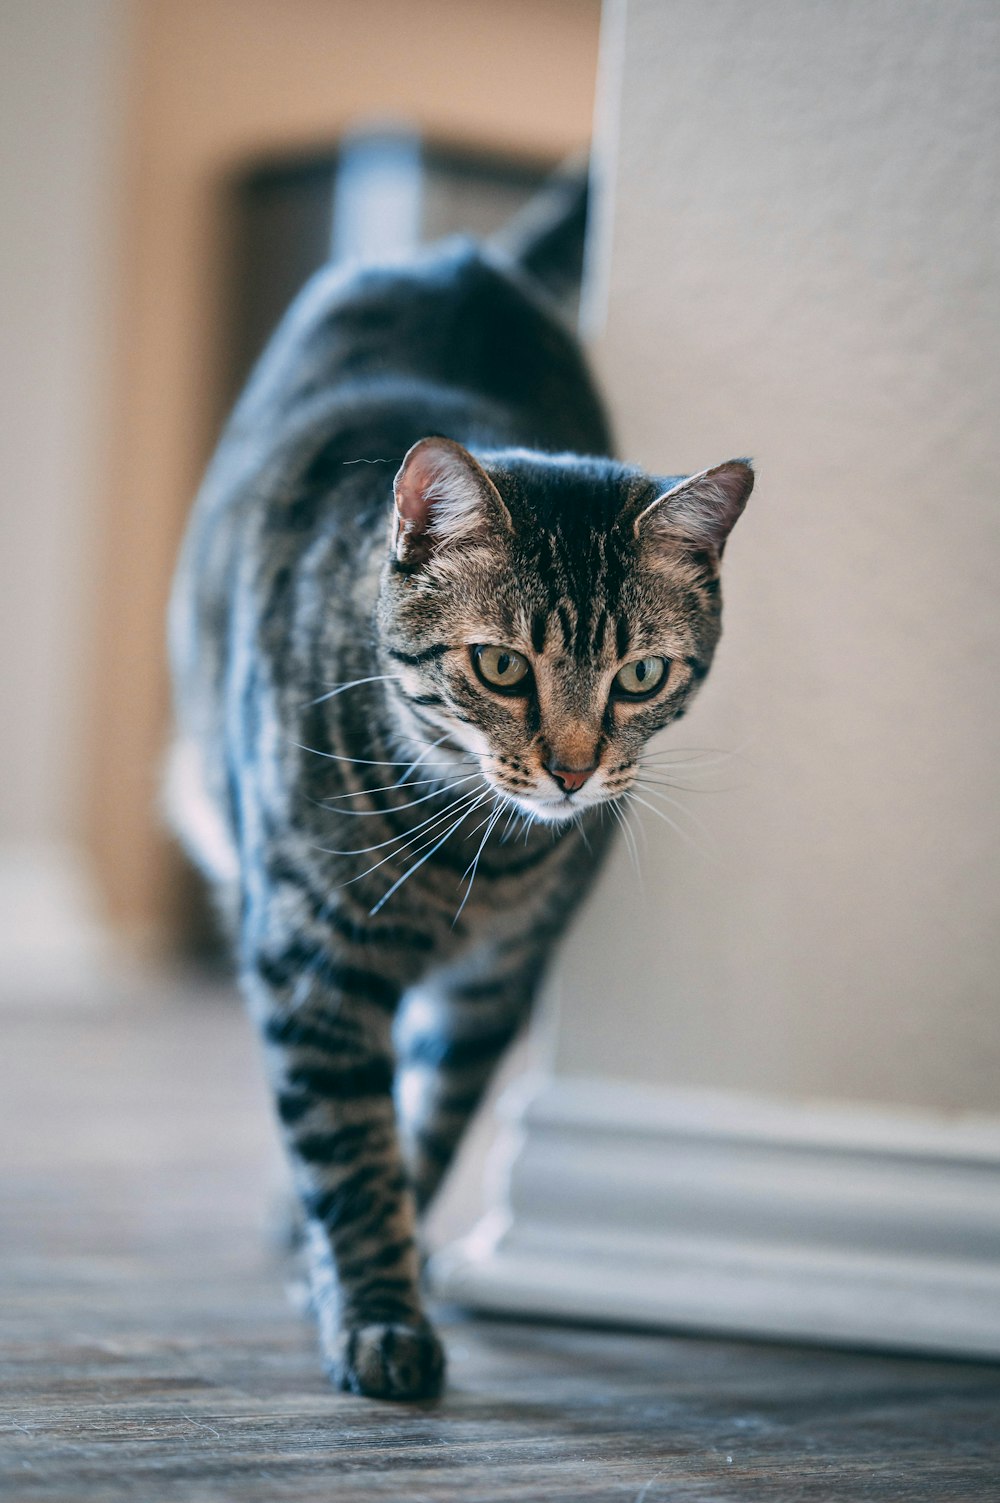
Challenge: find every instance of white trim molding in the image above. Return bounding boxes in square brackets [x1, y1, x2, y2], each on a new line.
[430, 1075, 1000, 1359]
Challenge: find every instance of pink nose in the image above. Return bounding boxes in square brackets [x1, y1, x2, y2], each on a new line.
[547, 763, 596, 795]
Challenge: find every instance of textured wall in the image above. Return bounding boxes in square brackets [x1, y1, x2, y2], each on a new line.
[554, 0, 1000, 1111]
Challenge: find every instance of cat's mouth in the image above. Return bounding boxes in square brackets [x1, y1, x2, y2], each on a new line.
[484, 778, 610, 826]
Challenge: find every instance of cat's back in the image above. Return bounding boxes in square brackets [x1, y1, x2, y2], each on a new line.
[172, 236, 610, 676]
[232, 236, 609, 455]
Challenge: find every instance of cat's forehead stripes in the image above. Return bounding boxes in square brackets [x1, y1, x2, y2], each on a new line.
[556, 601, 575, 653]
[513, 517, 620, 667]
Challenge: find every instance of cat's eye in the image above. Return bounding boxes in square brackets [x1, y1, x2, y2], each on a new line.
[613, 656, 669, 698]
[471, 644, 531, 693]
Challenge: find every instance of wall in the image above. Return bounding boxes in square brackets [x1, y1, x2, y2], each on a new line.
[0, 0, 127, 984]
[557, 0, 1000, 1113]
[0, 0, 125, 847]
[431, 0, 1000, 1345]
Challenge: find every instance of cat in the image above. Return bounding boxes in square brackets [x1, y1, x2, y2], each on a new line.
[167, 193, 753, 1400]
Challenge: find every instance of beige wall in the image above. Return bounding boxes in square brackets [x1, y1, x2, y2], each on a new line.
[0, 0, 125, 845]
[553, 0, 1000, 1112]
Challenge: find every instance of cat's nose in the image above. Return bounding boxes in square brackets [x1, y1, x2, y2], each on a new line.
[547, 761, 596, 795]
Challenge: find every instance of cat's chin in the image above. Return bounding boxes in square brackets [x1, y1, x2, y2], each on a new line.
[494, 789, 605, 826]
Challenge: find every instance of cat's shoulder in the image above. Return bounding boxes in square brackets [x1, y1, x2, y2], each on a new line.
[287, 236, 518, 321]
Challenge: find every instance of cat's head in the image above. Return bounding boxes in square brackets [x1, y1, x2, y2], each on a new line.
[376, 437, 752, 824]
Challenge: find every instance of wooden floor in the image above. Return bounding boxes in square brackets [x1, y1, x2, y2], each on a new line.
[2, 978, 999, 1502]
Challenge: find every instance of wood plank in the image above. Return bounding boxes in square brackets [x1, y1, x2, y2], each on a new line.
[1, 983, 998, 1501]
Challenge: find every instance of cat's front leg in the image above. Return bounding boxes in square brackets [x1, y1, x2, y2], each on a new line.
[395, 957, 542, 1215]
[242, 937, 444, 1400]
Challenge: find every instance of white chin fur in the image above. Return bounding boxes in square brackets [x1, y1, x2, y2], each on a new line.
[492, 786, 600, 826]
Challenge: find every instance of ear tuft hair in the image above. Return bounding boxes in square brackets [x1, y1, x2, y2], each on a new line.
[634, 459, 754, 556]
[392, 437, 510, 566]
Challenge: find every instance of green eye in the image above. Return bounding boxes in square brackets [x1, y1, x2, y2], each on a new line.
[472, 644, 531, 692]
[613, 656, 668, 697]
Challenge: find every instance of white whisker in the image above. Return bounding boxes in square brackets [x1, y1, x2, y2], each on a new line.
[453, 797, 505, 925]
[634, 775, 736, 795]
[639, 746, 734, 763]
[632, 781, 718, 848]
[293, 741, 467, 770]
[625, 790, 713, 862]
[303, 673, 403, 709]
[317, 785, 484, 859]
[320, 772, 463, 802]
[500, 802, 520, 843]
[391, 733, 459, 785]
[323, 772, 481, 818]
[369, 794, 490, 916]
[607, 798, 640, 882]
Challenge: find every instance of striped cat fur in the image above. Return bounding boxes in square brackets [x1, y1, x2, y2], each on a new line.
[168, 224, 752, 1400]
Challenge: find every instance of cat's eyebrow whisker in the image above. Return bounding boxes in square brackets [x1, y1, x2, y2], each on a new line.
[369, 793, 491, 917]
[303, 673, 404, 709]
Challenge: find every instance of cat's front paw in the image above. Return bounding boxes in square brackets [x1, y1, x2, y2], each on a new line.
[330, 1321, 446, 1400]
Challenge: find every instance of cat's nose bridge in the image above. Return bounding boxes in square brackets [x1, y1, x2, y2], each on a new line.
[539, 717, 601, 782]
[533, 666, 605, 778]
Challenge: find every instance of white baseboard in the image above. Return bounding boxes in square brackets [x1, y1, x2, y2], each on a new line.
[430, 1075, 1000, 1359]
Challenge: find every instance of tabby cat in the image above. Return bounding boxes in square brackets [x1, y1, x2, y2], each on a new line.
[168, 201, 752, 1400]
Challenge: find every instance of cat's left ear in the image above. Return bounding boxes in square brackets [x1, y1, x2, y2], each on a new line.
[392, 437, 512, 567]
[633, 459, 754, 557]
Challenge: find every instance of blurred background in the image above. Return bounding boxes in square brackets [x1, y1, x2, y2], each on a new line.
[2, 0, 998, 1355]
[0, 0, 602, 978]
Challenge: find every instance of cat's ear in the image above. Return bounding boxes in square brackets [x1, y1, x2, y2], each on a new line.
[392, 437, 512, 567]
[633, 460, 754, 557]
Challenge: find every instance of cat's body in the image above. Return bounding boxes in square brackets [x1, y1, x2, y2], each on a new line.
[169, 230, 752, 1400]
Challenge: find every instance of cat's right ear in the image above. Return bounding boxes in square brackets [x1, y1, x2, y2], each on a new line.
[634, 459, 754, 558]
[392, 437, 512, 567]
